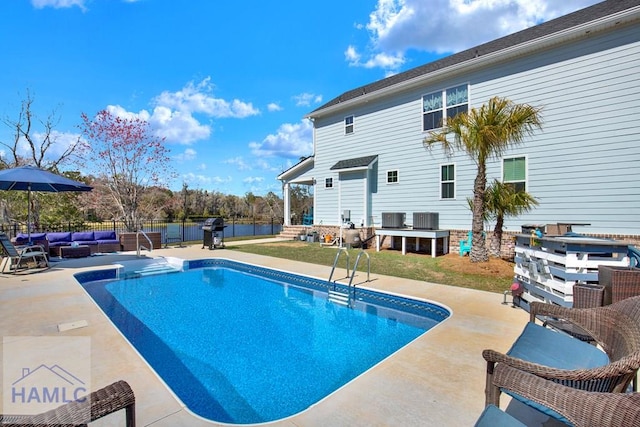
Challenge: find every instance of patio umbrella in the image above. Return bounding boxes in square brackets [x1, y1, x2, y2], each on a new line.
[0, 165, 93, 242]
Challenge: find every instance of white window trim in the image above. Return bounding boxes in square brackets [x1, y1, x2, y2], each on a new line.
[502, 154, 528, 190]
[421, 83, 470, 132]
[324, 177, 334, 189]
[439, 162, 456, 200]
[386, 169, 399, 185]
[344, 115, 354, 135]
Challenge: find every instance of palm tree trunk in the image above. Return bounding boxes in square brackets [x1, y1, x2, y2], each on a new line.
[470, 164, 489, 262]
[490, 215, 505, 257]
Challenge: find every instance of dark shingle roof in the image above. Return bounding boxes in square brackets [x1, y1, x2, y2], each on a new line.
[310, 0, 639, 115]
[330, 155, 378, 170]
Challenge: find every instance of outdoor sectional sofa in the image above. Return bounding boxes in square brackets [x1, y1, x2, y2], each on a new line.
[14, 231, 121, 256]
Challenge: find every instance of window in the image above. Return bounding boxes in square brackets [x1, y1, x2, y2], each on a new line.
[386, 170, 399, 184]
[345, 115, 354, 134]
[503, 157, 526, 192]
[440, 164, 455, 199]
[423, 84, 468, 131]
[325, 177, 333, 189]
[422, 92, 443, 131]
[446, 85, 468, 119]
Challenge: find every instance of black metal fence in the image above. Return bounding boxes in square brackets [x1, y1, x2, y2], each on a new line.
[0, 217, 283, 243]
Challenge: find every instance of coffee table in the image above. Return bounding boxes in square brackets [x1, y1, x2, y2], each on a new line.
[58, 245, 91, 258]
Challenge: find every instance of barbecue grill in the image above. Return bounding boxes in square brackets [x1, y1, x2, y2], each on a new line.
[202, 217, 225, 249]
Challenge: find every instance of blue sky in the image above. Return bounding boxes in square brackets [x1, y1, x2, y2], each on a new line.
[0, 0, 601, 196]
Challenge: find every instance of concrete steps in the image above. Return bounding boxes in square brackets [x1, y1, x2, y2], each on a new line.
[278, 225, 312, 240]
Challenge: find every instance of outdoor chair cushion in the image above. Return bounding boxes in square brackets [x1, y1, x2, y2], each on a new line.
[503, 322, 610, 422]
[14, 232, 47, 244]
[474, 404, 526, 427]
[507, 322, 609, 369]
[46, 231, 72, 246]
[72, 231, 95, 241]
[95, 230, 119, 243]
[72, 231, 98, 246]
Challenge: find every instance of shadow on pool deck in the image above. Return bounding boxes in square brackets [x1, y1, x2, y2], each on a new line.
[0, 241, 529, 426]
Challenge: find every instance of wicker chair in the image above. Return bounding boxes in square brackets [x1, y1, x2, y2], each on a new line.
[483, 296, 640, 420]
[0, 380, 135, 426]
[476, 364, 640, 427]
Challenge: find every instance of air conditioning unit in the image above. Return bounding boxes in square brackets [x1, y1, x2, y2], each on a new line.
[413, 212, 439, 230]
[381, 212, 405, 228]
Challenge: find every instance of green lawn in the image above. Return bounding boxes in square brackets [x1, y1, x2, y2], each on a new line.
[226, 240, 513, 294]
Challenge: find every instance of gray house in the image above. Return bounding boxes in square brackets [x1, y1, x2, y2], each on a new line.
[278, 0, 640, 250]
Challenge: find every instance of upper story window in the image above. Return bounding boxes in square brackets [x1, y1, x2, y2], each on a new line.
[503, 156, 526, 192]
[345, 115, 354, 134]
[386, 170, 399, 184]
[440, 164, 455, 199]
[423, 84, 469, 131]
[325, 177, 333, 189]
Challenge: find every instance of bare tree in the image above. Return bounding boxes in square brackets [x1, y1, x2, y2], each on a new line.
[0, 90, 88, 228]
[0, 90, 84, 169]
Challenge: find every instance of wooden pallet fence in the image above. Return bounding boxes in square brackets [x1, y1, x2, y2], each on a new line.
[513, 234, 629, 308]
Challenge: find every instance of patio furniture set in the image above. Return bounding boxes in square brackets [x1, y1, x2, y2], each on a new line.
[13, 230, 121, 258]
[477, 273, 640, 426]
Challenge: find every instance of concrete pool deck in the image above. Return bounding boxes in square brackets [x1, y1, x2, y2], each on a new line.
[0, 239, 529, 426]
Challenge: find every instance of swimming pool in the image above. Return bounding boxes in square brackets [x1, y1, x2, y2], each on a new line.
[76, 259, 450, 424]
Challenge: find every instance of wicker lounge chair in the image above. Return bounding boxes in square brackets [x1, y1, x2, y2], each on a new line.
[476, 364, 640, 427]
[483, 296, 640, 421]
[0, 380, 135, 426]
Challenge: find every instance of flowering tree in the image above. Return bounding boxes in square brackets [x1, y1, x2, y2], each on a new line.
[79, 110, 174, 231]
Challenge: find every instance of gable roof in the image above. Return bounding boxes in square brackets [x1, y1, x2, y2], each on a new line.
[309, 0, 640, 118]
[330, 155, 378, 171]
[276, 155, 314, 181]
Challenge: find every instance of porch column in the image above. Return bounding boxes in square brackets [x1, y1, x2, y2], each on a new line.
[283, 182, 291, 226]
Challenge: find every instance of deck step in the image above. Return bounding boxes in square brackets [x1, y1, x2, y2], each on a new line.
[328, 290, 350, 306]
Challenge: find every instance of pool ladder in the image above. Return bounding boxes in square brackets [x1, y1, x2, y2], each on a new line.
[327, 248, 370, 307]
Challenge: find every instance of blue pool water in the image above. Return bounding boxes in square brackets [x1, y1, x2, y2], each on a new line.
[78, 259, 449, 424]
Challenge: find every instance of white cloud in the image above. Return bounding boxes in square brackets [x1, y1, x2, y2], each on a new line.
[346, 45, 405, 71]
[153, 78, 259, 119]
[182, 172, 232, 187]
[31, 0, 87, 10]
[292, 93, 323, 107]
[254, 158, 278, 172]
[105, 77, 259, 145]
[351, 0, 602, 73]
[243, 176, 264, 184]
[345, 45, 361, 64]
[249, 119, 313, 158]
[174, 148, 197, 162]
[267, 102, 283, 112]
[224, 157, 251, 171]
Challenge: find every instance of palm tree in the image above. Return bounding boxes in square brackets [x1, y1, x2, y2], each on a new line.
[483, 179, 539, 257]
[424, 97, 542, 262]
